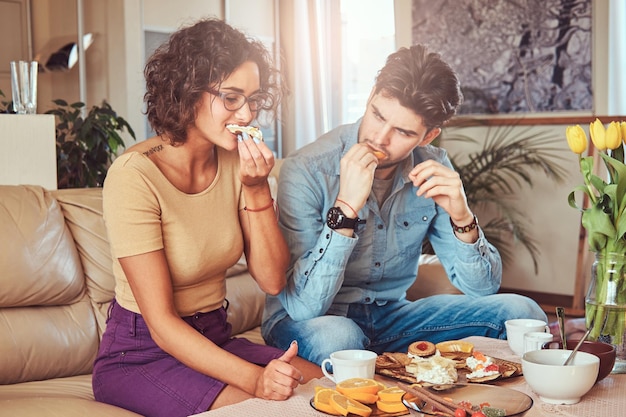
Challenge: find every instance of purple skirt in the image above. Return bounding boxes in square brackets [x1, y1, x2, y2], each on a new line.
[92, 300, 284, 417]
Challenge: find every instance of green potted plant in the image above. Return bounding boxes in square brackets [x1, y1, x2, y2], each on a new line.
[425, 120, 568, 272]
[0, 89, 11, 113]
[46, 99, 136, 188]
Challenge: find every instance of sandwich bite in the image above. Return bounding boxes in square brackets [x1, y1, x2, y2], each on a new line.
[226, 124, 264, 144]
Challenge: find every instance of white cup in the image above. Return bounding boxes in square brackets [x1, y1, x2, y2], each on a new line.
[523, 331, 554, 354]
[320, 349, 377, 383]
[505, 319, 550, 356]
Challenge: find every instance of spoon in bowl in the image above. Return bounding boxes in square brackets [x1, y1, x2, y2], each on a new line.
[563, 312, 608, 366]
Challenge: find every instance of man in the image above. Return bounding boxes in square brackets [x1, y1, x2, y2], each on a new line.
[261, 44, 547, 365]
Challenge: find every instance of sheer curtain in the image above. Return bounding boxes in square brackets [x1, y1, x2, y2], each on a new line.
[608, 0, 626, 115]
[278, 0, 341, 157]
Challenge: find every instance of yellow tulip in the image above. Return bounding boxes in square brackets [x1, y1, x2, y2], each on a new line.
[589, 118, 606, 150]
[621, 121, 626, 144]
[605, 121, 622, 150]
[566, 125, 588, 154]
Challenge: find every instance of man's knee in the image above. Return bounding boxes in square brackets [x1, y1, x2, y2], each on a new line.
[284, 316, 368, 365]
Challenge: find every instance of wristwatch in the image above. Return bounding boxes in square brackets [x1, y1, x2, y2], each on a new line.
[326, 207, 366, 230]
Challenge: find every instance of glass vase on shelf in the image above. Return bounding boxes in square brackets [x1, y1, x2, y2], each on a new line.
[585, 251, 626, 374]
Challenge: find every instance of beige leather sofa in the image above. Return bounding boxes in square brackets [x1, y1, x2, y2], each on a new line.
[0, 162, 456, 417]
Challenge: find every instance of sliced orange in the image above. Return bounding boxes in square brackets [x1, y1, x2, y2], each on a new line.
[341, 390, 379, 404]
[435, 340, 474, 353]
[330, 393, 372, 417]
[376, 399, 408, 414]
[313, 388, 343, 416]
[377, 386, 406, 403]
[335, 378, 382, 396]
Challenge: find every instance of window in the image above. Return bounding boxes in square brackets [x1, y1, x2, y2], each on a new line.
[339, 0, 396, 125]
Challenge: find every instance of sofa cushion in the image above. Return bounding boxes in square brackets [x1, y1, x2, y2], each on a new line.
[52, 187, 116, 337]
[0, 185, 84, 307]
[0, 397, 142, 417]
[0, 185, 99, 385]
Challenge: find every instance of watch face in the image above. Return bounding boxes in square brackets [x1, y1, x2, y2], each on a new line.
[326, 207, 344, 229]
[326, 206, 362, 230]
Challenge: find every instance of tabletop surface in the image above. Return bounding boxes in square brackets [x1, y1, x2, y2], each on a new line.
[192, 336, 626, 417]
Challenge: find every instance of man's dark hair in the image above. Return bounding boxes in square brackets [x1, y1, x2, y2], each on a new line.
[374, 44, 463, 130]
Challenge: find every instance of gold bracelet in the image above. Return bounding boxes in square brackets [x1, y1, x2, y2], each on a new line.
[244, 199, 275, 213]
[450, 215, 478, 233]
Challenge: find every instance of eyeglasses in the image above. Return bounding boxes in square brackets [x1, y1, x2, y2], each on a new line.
[208, 89, 269, 112]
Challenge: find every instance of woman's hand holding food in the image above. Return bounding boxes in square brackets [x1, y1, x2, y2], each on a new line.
[238, 131, 275, 188]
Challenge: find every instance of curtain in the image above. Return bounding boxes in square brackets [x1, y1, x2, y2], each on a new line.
[278, 0, 341, 157]
[608, 0, 626, 115]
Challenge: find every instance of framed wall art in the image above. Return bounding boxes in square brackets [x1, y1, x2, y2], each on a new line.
[411, 0, 593, 117]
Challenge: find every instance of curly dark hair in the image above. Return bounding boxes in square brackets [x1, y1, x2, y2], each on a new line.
[374, 44, 463, 131]
[144, 18, 284, 145]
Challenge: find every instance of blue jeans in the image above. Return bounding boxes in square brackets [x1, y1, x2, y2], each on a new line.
[264, 294, 546, 365]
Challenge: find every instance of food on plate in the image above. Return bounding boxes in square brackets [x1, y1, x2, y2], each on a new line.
[335, 378, 382, 396]
[465, 351, 501, 383]
[408, 340, 436, 357]
[405, 351, 458, 385]
[329, 392, 372, 417]
[313, 388, 343, 415]
[401, 383, 507, 417]
[376, 386, 405, 402]
[312, 379, 408, 416]
[375, 351, 412, 369]
[375, 342, 522, 385]
[226, 124, 263, 143]
[375, 398, 408, 413]
[436, 340, 475, 360]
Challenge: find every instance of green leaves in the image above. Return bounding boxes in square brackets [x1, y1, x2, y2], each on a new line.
[439, 121, 568, 272]
[569, 128, 626, 254]
[47, 100, 136, 188]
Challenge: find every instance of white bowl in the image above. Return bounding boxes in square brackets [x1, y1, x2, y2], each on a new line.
[522, 349, 599, 404]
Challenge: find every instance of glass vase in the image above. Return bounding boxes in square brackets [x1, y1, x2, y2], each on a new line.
[585, 252, 626, 374]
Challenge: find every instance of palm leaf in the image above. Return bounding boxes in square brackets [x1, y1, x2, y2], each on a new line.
[430, 120, 568, 273]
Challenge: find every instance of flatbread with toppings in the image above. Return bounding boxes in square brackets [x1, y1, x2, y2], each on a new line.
[376, 352, 412, 369]
[226, 124, 263, 143]
[375, 341, 522, 384]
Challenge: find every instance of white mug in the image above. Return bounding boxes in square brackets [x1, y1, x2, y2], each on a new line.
[505, 319, 550, 356]
[523, 331, 554, 354]
[320, 349, 377, 383]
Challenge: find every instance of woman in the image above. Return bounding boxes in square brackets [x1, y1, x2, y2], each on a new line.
[92, 18, 321, 417]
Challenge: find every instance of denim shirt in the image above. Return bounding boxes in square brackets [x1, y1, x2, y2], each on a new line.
[261, 120, 502, 336]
